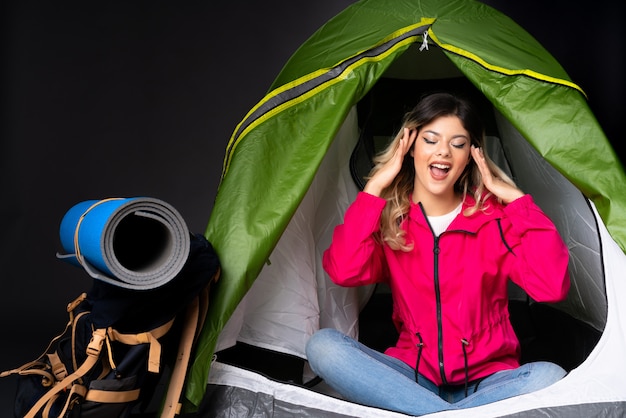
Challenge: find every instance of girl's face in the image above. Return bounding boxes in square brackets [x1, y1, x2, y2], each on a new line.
[410, 115, 471, 202]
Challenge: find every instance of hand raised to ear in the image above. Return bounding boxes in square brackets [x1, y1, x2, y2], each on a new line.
[471, 145, 524, 204]
[364, 128, 417, 197]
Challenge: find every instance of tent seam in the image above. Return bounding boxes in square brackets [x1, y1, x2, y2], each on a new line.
[427, 28, 586, 96]
[220, 20, 435, 179]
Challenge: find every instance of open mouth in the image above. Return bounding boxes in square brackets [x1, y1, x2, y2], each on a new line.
[430, 163, 451, 177]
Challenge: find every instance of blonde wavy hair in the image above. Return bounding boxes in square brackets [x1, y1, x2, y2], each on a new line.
[368, 92, 516, 251]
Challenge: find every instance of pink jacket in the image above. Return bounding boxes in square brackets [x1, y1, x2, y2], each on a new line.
[322, 192, 570, 386]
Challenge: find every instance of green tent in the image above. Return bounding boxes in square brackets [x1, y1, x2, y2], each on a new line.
[186, 0, 626, 416]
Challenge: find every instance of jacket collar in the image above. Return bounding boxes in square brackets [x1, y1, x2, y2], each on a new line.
[408, 193, 504, 234]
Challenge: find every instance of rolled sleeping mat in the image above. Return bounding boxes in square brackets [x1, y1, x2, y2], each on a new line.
[57, 197, 191, 290]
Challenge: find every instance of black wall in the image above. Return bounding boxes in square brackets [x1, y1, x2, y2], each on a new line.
[1, 0, 623, 413]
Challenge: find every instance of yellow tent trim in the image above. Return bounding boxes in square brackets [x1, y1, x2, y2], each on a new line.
[427, 28, 586, 96]
[220, 21, 434, 177]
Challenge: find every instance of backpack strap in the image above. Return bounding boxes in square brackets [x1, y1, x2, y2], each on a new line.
[70, 310, 90, 376]
[160, 293, 201, 417]
[0, 294, 87, 383]
[50, 383, 87, 418]
[85, 386, 140, 403]
[24, 327, 108, 418]
[161, 269, 219, 417]
[47, 351, 68, 382]
[108, 318, 175, 373]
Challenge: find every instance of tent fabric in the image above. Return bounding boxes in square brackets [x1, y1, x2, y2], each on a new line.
[214, 108, 366, 358]
[203, 359, 626, 418]
[203, 362, 418, 418]
[490, 111, 606, 331]
[185, 0, 626, 415]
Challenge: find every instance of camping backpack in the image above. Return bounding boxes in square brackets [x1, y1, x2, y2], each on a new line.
[0, 232, 220, 418]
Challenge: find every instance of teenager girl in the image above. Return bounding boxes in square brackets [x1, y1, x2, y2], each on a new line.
[305, 92, 570, 416]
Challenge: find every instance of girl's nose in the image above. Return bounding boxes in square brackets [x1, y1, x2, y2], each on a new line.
[436, 143, 450, 157]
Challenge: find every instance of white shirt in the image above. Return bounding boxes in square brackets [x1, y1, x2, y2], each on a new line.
[427, 202, 462, 236]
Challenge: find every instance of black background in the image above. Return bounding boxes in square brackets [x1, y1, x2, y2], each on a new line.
[1, 0, 623, 413]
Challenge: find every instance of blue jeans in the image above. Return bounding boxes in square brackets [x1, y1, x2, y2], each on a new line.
[306, 328, 566, 416]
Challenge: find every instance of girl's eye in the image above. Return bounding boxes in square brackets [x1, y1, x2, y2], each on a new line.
[452, 142, 467, 149]
[423, 137, 436, 145]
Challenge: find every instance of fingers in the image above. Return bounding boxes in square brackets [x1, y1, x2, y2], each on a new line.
[471, 145, 497, 187]
[471, 145, 488, 177]
[470, 144, 484, 163]
[364, 128, 417, 196]
[471, 145, 524, 203]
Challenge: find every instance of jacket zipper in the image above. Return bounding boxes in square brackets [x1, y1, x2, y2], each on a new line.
[419, 202, 448, 385]
[432, 234, 448, 385]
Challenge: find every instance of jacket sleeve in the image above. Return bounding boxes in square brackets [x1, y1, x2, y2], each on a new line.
[503, 194, 571, 302]
[322, 192, 389, 287]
